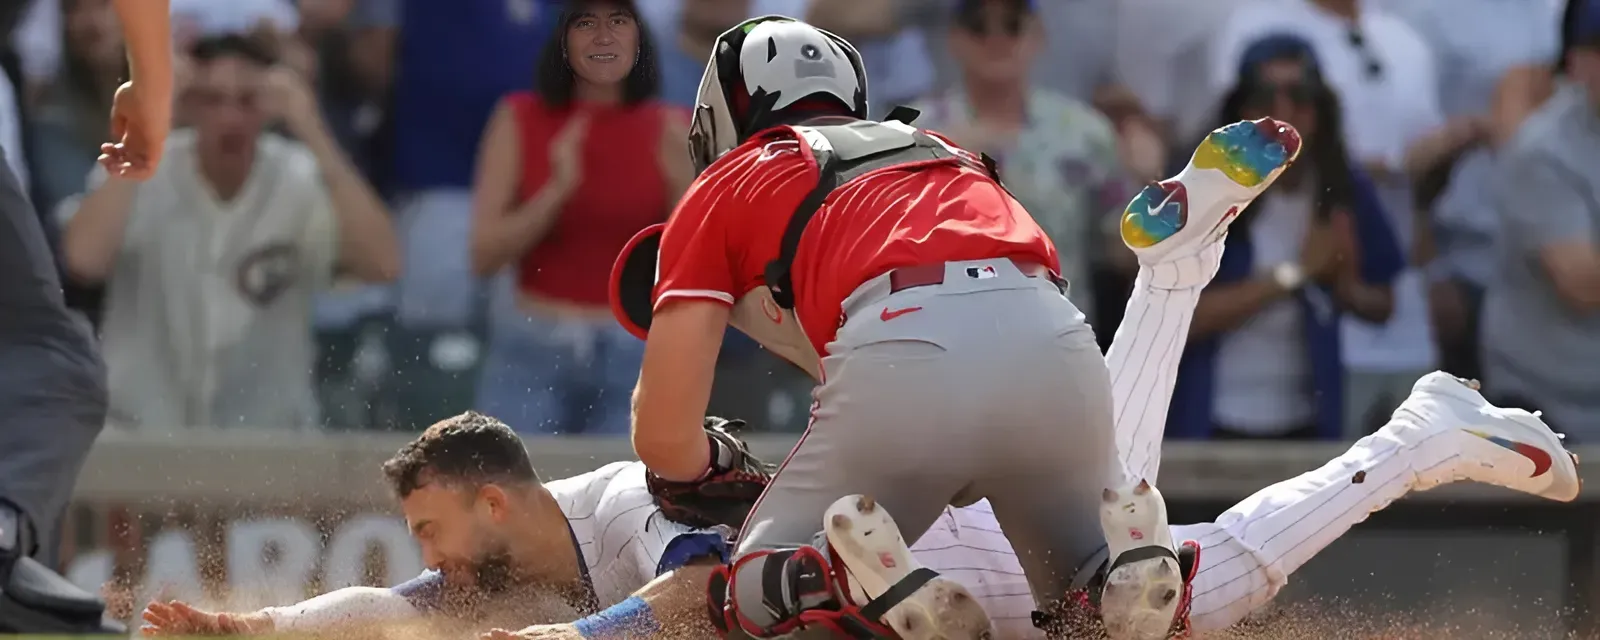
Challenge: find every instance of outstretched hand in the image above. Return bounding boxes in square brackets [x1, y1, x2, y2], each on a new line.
[140, 600, 272, 636]
[100, 79, 172, 181]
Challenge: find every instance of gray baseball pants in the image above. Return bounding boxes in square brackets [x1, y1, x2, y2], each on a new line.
[0, 155, 107, 566]
[734, 258, 1115, 615]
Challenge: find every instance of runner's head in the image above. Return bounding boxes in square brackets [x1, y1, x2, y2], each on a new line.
[383, 412, 543, 591]
[687, 15, 868, 174]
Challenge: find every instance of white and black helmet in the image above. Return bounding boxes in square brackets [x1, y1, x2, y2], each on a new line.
[687, 15, 868, 174]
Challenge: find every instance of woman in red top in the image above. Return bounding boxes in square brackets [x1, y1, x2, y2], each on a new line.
[468, 0, 691, 435]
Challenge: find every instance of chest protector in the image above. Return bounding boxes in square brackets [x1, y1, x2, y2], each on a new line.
[608, 109, 1006, 381]
[763, 107, 1006, 311]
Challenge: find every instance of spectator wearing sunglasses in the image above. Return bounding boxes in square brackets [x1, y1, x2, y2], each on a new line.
[911, 0, 1133, 336]
[1167, 33, 1404, 442]
[1483, 0, 1600, 441]
[1211, 0, 1463, 437]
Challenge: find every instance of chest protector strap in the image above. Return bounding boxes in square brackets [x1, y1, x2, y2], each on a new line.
[763, 108, 1006, 310]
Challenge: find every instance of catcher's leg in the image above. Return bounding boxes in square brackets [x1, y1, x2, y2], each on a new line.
[1094, 118, 1303, 640]
[710, 277, 1000, 638]
[961, 276, 1117, 638]
[1179, 373, 1579, 632]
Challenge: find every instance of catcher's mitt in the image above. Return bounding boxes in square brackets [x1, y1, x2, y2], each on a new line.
[646, 417, 775, 531]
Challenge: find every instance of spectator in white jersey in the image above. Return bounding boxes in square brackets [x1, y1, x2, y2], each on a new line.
[58, 35, 398, 430]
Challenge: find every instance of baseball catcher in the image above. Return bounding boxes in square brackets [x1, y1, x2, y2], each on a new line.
[607, 11, 1305, 638]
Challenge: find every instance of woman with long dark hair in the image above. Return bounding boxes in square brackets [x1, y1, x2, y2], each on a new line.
[1166, 34, 1405, 441]
[468, 0, 692, 434]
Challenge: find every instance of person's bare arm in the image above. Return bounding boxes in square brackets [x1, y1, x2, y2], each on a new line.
[142, 588, 424, 637]
[1189, 277, 1295, 340]
[468, 100, 578, 275]
[633, 301, 727, 481]
[1541, 242, 1600, 312]
[60, 176, 140, 283]
[1499, 156, 1600, 313]
[1334, 278, 1394, 323]
[293, 105, 400, 282]
[266, 67, 397, 281]
[1491, 64, 1555, 148]
[112, 0, 173, 93]
[1402, 117, 1481, 181]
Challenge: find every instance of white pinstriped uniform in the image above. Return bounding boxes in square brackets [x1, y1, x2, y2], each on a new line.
[908, 247, 1461, 635]
[263, 462, 715, 632]
[545, 461, 711, 606]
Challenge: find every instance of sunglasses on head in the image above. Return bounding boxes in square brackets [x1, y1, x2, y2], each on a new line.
[1345, 29, 1385, 79]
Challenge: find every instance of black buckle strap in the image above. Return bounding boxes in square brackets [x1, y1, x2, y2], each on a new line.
[858, 567, 939, 621]
[1108, 545, 1181, 574]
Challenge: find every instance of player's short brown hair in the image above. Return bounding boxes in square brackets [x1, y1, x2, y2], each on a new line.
[382, 412, 540, 498]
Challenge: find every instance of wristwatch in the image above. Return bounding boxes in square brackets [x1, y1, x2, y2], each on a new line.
[1272, 262, 1306, 291]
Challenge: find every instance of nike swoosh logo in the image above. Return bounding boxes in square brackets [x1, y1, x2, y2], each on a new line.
[1468, 430, 1553, 478]
[880, 306, 922, 322]
[1146, 185, 1177, 219]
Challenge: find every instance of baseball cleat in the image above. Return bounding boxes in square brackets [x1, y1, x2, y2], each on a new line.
[1392, 372, 1581, 502]
[1121, 118, 1301, 264]
[824, 495, 996, 639]
[1098, 480, 1188, 640]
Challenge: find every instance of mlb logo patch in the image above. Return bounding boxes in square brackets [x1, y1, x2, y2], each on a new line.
[966, 265, 998, 280]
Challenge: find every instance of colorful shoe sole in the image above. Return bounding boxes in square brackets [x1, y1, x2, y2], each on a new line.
[1120, 118, 1302, 249]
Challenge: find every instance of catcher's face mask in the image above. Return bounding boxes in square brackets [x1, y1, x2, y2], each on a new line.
[608, 223, 663, 339]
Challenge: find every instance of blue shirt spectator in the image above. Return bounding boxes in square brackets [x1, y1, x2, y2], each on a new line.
[387, 0, 561, 192]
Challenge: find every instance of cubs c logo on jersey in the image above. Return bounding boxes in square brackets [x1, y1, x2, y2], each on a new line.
[235, 243, 300, 307]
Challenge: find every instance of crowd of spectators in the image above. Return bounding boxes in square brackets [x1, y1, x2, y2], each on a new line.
[6, 0, 1598, 442]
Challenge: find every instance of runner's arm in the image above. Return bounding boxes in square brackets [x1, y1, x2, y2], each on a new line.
[260, 586, 425, 633]
[511, 561, 722, 639]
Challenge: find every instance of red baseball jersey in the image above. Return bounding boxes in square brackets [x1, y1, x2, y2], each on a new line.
[652, 125, 1059, 366]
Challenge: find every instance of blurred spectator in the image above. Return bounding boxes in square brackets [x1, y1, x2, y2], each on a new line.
[1386, 0, 1564, 382]
[301, 0, 403, 429]
[469, 1, 689, 435]
[57, 35, 398, 430]
[1169, 34, 1403, 441]
[14, 0, 64, 102]
[379, 0, 558, 426]
[301, 0, 393, 175]
[0, 1, 31, 191]
[1483, 0, 1600, 441]
[651, 0, 749, 108]
[911, 0, 1130, 327]
[1210, 0, 1453, 437]
[642, 0, 932, 118]
[171, 0, 297, 36]
[28, 0, 120, 217]
[1114, 0, 1253, 144]
[919, 0, 1167, 181]
[1491, 0, 1585, 146]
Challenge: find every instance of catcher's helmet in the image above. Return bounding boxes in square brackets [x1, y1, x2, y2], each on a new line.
[687, 15, 868, 175]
